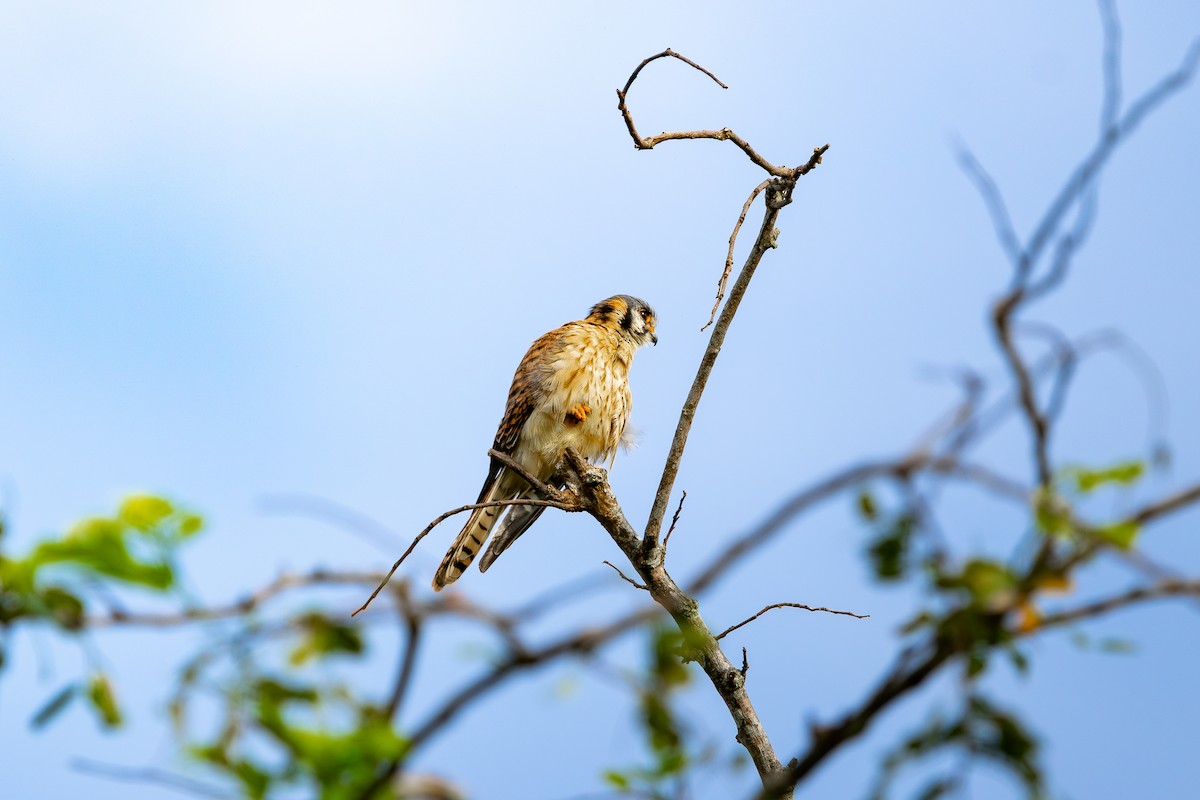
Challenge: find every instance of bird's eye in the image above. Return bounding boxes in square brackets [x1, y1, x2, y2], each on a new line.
[640, 308, 650, 319]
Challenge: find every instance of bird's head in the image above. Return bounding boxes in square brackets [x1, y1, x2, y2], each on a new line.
[587, 295, 658, 347]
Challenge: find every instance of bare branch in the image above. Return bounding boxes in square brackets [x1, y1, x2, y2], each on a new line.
[557, 451, 791, 794]
[602, 560, 649, 590]
[714, 602, 869, 641]
[616, 47, 827, 180]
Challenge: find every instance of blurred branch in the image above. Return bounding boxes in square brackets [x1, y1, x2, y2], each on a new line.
[385, 584, 422, 720]
[1032, 578, 1200, 631]
[88, 570, 385, 628]
[688, 454, 1026, 596]
[72, 758, 229, 799]
[257, 492, 401, 553]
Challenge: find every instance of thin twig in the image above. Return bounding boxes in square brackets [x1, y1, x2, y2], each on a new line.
[715, 602, 869, 641]
[618, 48, 728, 96]
[72, 758, 230, 799]
[351, 496, 576, 617]
[603, 560, 649, 590]
[615, 46, 823, 179]
[663, 490, 688, 547]
[705, 180, 771, 330]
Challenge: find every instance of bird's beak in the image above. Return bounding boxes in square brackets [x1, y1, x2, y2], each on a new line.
[650, 331, 658, 346]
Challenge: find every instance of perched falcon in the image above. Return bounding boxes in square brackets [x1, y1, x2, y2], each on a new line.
[432, 295, 658, 591]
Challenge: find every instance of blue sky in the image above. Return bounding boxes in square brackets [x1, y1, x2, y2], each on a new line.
[2, 2, 1199, 798]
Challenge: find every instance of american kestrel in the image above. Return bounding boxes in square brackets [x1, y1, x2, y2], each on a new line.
[432, 295, 658, 591]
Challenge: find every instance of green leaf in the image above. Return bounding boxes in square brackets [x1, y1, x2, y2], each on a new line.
[40, 586, 85, 630]
[650, 627, 690, 687]
[959, 559, 1016, 608]
[87, 674, 123, 728]
[856, 489, 879, 521]
[867, 513, 916, 581]
[1067, 460, 1145, 493]
[603, 770, 632, 790]
[119, 495, 175, 530]
[1095, 520, 1138, 549]
[33, 518, 174, 589]
[1033, 490, 1073, 537]
[1006, 646, 1030, 676]
[966, 649, 988, 679]
[30, 683, 80, 730]
[178, 513, 204, 538]
[289, 614, 366, 666]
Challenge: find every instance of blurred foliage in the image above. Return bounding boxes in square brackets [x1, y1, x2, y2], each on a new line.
[0, 496, 413, 798]
[184, 674, 407, 800]
[0, 495, 202, 730]
[869, 695, 1043, 800]
[857, 458, 1149, 797]
[603, 626, 704, 799]
[0, 447, 1174, 800]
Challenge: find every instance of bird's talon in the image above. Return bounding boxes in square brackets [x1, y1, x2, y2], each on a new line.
[565, 403, 591, 426]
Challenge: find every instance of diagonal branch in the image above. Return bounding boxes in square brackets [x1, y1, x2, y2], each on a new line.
[643, 189, 788, 553]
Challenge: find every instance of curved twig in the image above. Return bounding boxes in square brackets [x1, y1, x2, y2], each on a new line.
[351, 496, 578, 617]
[714, 603, 869, 641]
[705, 180, 771, 331]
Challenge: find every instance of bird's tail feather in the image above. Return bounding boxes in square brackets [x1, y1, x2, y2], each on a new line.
[478, 496, 546, 573]
[432, 481, 509, 591]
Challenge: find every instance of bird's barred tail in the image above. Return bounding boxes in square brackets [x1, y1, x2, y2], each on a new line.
[432, 487, 504, 591]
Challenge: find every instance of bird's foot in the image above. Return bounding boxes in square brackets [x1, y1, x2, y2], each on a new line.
[565, 403, 591, 426]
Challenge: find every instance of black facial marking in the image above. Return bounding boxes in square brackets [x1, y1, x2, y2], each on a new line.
[593, 301, 615, 320]
[620, 305, 634, 330]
